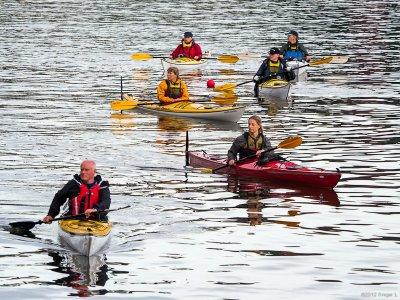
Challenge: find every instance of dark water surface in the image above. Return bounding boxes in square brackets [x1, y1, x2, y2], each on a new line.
[1, 1, 399, 299]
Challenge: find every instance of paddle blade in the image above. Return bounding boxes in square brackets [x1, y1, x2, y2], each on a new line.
[110, 99, 138, 111]
[211, 92, 238, 105]
[213, 83, 237, 92]
[309, 57, 333, 66]
[9, 220, 39, 231]
[130, 53, 153, 61]
[277, 136, 303, 149]
[329, 55, 349, 64]
[217, 55, 239, 64]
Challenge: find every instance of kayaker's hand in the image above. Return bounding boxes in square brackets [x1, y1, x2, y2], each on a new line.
[84, 208, 97, 218]
[256, 150, 264, 157]
[305, 55, 311, 62]
[194, 56, 199, 60]
[228, 159, 236, 166]
[43, 215, 53, 224]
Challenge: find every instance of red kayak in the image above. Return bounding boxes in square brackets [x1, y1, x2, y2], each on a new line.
[188, 151, 341, 189]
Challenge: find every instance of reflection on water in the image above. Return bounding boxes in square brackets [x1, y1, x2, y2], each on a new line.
[227, 177, 340, 226]
[157, 116, 192, 132]
[48, 251, 108, 297]
[258, 96, 294, 116]
[110, 112, 136, 134]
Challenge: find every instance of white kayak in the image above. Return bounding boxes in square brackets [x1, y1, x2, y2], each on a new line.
[161, 57, 207, 75]
[58, 219, 112, 256]
[258, 79, 291, 101]
[139, 101, 246, 123]
[286, 60, 308, 82]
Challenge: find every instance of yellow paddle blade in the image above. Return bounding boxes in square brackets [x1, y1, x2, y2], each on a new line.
[200, 167, 213, 174]
[130, 53, 153, 61]
[329, 55, 349, 64]
[217, 55, 239, 64]
[110, 99, 138, 111]
[277, 136, 303, 149]
[211, 92, 238, 105]
[309, 57, 333, 66]
[213, 83, 237, 92]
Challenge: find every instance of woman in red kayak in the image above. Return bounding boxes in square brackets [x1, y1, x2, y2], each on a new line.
[227, 115, 276, 166]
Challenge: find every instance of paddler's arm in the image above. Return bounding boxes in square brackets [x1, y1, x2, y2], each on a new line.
[157, 80, 176, 104]
[299, 44, 311, 62]
[179, 80, 190, 101]
[171, 44, 183, 59]
[193, 43, 202, 60]
[227, 135, 246, 165]
[85, 180, 111, 218]
[43, 179, 76, 223]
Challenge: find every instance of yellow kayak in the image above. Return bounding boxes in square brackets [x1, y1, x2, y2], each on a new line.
[58, 219, 112, 256]
[259, 79, 291, 101]
[139, 101, 246, 123]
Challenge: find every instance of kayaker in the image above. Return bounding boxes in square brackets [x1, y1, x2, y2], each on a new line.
[157, 67, 190, 104]
[42, 160, 111, 223]
[280, 30, 311, 62]
[170, 31, 203, 60]
[227, 115, 275, 166]
[253, 48, 295, 97]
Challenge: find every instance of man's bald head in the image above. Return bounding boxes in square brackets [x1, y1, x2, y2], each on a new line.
[80, 160, 97, 184]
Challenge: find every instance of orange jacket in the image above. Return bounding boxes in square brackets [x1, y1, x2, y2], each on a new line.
[157, 79, 190, 104]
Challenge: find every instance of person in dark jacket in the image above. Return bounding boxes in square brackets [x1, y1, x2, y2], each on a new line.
[280, 30, 311, 62]
[170, 31, 203, 60]
[227, 115, 275, 166]
[42, 160, 111, 223]
[253, 47, 294, 97]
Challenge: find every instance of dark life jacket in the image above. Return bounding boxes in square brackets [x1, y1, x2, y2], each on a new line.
[238, 132, 265, 159]
[164, 79, 183, 99]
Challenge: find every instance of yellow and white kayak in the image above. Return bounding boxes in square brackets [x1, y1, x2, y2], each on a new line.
[58, 219, 112, 256]
[259, 79, 291, 101]
[139, 101, 246, 123]
[161, 57, 207, 74]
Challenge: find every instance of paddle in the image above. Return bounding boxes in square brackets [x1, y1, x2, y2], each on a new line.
[9, 205, 131, 231]
[130, 52, 239, 64]
[288, 56, 335, 72]
[213, 80, 254, 92]
[327, 55, 349, 64]
[110, 93, 239, 111]
[211, 135, 303, 173]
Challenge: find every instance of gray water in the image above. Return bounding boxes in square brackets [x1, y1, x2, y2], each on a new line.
[0, 1, 399, 299]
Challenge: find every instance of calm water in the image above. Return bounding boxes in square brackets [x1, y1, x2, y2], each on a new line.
[0, 1, 399, 299]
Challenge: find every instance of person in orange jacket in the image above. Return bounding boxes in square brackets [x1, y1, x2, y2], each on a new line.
[157, 67, 190, 104]
[170, 32, 203, 60]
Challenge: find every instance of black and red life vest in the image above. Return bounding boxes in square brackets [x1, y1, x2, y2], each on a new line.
[70, 179, 101, 215]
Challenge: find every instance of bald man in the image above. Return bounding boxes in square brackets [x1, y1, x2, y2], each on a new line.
[42, 160, 111, 223]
